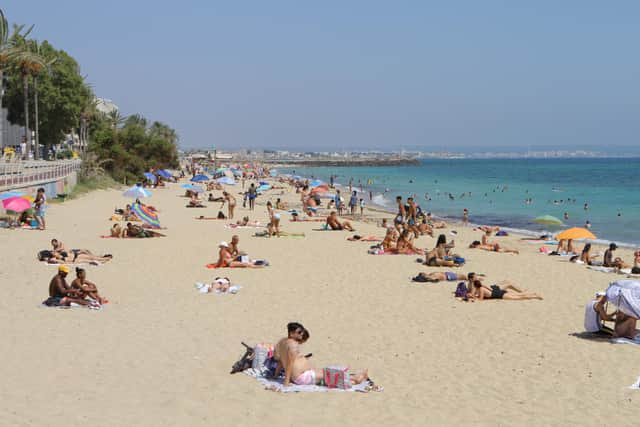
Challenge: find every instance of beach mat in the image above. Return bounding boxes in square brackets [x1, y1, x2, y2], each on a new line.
[242, 369, 381, 393]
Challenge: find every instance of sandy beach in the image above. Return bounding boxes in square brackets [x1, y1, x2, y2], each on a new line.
[1, 179, 638, 427]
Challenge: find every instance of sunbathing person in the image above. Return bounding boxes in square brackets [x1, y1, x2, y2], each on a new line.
[413, 271, 473, 283]
[469, 279, 543, 300]
[42, 265, 91, 307]
[274, 322, 369, 387]
[424, 234, 460, 267]
[188, 194, 205, 208]
[469, 240, 519, 254]
[573, 243, 599, 265]
[417, 218, 434, 237]
[125, 222, 165, 238]
[476, 225, 500, 233]
[212, 241, 265, 268]
[111, 223, 125, 238]
[393, 229, 425, 254]
[275, 198, 287, 210]
[585, 294, 637, 338]
[481, 230, 495, 246]
[70, 267, 107, 304]
[208, 193, 224, 202]
[50, 239, 103, 261]
[326, 211, 354, 231]
[347, 235, 381, 242]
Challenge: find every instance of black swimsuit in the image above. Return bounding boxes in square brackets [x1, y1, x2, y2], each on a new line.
[490, 285, 506, 299]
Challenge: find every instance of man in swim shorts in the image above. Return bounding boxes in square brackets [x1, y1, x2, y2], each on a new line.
[413, 271, 470, 283]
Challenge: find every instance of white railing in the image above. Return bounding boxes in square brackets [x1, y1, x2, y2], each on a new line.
[0, 159, 82, 191]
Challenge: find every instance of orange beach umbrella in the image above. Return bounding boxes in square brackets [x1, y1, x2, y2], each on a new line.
[556, 227, 596, 241]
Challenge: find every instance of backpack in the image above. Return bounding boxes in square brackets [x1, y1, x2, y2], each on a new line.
[217, 211, 226, 219]
[454, 282, 468, 298]
[38, 250, 53, 261]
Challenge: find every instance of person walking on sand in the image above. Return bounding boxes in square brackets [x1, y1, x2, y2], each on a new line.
[349, 191, 358, 215]
[248, 183, 257, 211]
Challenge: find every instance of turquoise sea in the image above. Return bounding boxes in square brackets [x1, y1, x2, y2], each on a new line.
[280, 158, 640, 246]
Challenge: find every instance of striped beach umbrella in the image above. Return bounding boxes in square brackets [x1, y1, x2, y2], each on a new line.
[132, 203, 161, 228]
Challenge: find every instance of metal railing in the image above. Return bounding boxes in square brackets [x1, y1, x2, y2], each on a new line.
[0, 159, 82, 192]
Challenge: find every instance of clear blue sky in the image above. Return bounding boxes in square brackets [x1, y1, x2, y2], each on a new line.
[6, 1, 640, 151]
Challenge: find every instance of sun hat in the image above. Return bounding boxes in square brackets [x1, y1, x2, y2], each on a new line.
[58, 265, 70, 273]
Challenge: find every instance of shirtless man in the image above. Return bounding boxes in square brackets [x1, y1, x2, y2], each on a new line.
[213, 241, 264, 268]
[394, 196, 406, 230]
[43, 265, 91, 307]
[326, 211, 354, 231]
[70, 267, 107, 304]
[414, 271, 473, 283]
[406, 197, 421, 238]
[229, 235, 246, 258]
[274, 322, 369, 387]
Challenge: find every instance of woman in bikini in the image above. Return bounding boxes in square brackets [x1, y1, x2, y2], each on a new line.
[469, 279, 542, 301]
[222, 192, 236, 219]
[469, 241, 519, 254]
[424, 234, 459, 267]
[266, 201, 281, 236]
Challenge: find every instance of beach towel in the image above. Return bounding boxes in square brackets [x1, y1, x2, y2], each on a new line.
[587, 266, 617, 273]
[195, 217, 225, 220]
[242, 368, 381, 393]
[225, 224, 264, 229]
[628, 376, 640, 390]
[611, 334, 640, 346]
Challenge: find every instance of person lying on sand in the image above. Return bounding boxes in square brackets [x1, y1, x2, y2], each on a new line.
[125, 222, 165, 238]
[585, 294, 637, 338]
[326, 211, 354, 231]
[475, 225, 500, 233]
[42, 265, 95, 307]
[469, 240, 519, 254]
[413, 271, 476, 283]
[469, 279, 542, 301]
[273, 322, 369, 387]
[212, 241, 264, 268]
[70, 267, 107, 305]
[235, 216, 261, 227]
[50, 239, 108, 261]
[347, 235, 381, 242]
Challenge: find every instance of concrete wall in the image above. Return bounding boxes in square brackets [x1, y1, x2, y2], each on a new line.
[13, 171, 78, 199]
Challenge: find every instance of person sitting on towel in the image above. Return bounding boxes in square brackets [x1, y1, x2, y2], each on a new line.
[585, 294, 637, 338]
[212, 241, 263, 268]
[326, 211, 354, 231]
[274, 322, 369, 387]
[43, 265, 91, 307]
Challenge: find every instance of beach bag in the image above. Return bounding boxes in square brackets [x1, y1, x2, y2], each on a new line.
[251, 343, 272, 370]
[217, 211, 226, 219]
[38, 250, 53, 261]
[496, 230, 508, 236]
[454, 282, 468, 298]
[323, 366, 351, 389]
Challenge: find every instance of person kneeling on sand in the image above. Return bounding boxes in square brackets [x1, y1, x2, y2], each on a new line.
[273, 322, 369, 387]
[326, 211, 354, 231]
[42, 265, 93, 307]
[469, 279, 542, 301]
[585, 294, 638, 339]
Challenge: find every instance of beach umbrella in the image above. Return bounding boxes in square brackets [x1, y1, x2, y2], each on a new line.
[191, 174, 210, 183]
[270, 170, 278, 177]
[181, 183, 204, 193]
[2, 196, 32, 212]
[231, 169, 242, 177]
[310, 185, 329, 194]
[157, 169, 172, 179]
[216, 176, 236, 185]
[123, 186, 152, 199]
[0, 191, 24, 200]
[309, 180, 323, 187]
[533, 215, 563, 225]
[256, 184, 271, 193]
[556, 227, 596, 241]
[143, 172, 157, 183]
[292, 175, 302, 180]
[216, 167, 227, 173]
[132, 203, 161, 228]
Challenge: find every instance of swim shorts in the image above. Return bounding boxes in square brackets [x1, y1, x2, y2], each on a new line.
[445, 272, 456, 281]
[293, 370, 316, 385]
[490, 285, 506, 299]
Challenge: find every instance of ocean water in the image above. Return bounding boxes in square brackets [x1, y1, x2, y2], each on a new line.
[279, 158, 640, 246]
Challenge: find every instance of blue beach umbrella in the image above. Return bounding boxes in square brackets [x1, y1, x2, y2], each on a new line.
[256, 184, 271, 193]
[270, 170, 278, 177]
[123, 186, 152, 198]
[143, 172, 157, 183]
[181, 183, 204, 193]
[231, 169, 242, 177]
[292, 175, 302, 180]
[309, 180, 323, 187]
[157, 169, 172, 178]
[216, 176, 236, 185]
[191, 174, 210, 183]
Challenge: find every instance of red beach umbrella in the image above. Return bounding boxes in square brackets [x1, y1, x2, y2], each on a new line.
[2, 196, 32, 213]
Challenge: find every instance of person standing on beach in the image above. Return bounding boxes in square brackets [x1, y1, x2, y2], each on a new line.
[349, 191, 358, 215]
[34, 188, 47, 230]
[406, 197, 420, 237]
[335, 190, 343, 215]
[462, 208, 469, 227]
[248, 184, 257, 211]
[395, 196, 406, 229]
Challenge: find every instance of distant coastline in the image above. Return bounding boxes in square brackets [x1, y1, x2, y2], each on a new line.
[265, 158, 420, 167]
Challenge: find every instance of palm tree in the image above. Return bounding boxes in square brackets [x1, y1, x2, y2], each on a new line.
[28, 41, 55, 159]
[12, 33, 44, 160]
